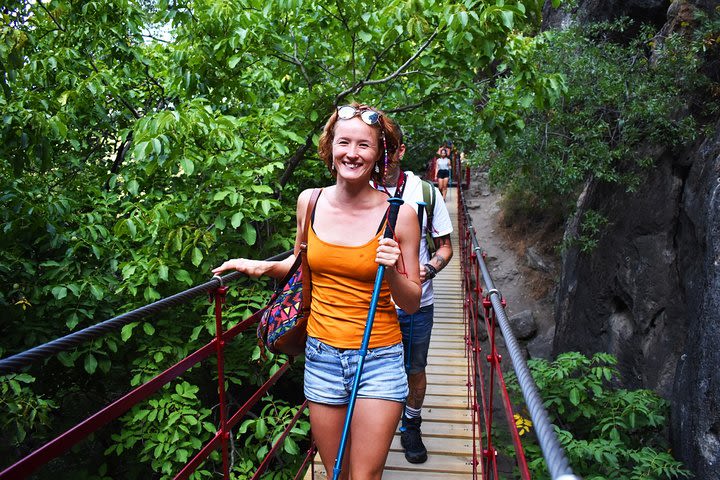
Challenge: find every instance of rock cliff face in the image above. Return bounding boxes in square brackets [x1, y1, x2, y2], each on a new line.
[672, 122, 720, 479]
[543, 0, 720, 478]
[555, 121, 720, 479]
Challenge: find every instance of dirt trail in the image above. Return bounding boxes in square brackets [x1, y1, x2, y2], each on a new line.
[462, 170, 556, 359]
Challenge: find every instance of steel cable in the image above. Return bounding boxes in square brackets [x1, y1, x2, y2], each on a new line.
[458, 186, 581, 480]
[0, 250, 292, 376]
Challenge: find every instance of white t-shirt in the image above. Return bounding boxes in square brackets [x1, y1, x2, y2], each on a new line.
[436, 156, 451, 171]
[374, 171, 453, 307]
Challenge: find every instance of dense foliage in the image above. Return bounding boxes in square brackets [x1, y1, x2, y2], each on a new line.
[480, 14, 718, 249]
[508, 352, 691, 480]
[1, 0, 563, 477]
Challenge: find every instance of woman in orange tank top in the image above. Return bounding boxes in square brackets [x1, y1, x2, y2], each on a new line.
[213, 103, 421, 479]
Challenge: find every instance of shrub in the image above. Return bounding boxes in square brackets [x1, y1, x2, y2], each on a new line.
[507, 352, 690, 480]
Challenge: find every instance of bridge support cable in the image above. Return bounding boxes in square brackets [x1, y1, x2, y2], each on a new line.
[0, 251, 293, 376]
[455, 172, 581, 480]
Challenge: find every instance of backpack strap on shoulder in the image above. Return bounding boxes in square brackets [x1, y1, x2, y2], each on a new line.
[421, 180, 436, 255]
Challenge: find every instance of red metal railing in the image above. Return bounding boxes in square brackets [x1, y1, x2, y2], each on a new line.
[0, 273, 314, 480]
[457, 189, 531, 479]
[455, 153, 578, 480]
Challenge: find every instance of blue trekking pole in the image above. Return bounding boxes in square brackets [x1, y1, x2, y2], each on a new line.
[332, 196, 404, 480]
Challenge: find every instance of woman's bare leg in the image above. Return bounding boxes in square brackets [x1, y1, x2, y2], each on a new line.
[348, 398, 403, 480]
[309, 402, 350, 480]
[439, 177, 449, 199]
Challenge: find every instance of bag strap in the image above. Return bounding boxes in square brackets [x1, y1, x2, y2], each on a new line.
[301, 188, 322, 246]
[421, 180, 436, 255]
[300, 188, 321, 316]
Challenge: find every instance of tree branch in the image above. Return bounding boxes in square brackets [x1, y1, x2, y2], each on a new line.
[85, 55, 142, 119]
[277, 126, 323, 190]
[335, 29, 439, 101]
[104, 131, 133, 191]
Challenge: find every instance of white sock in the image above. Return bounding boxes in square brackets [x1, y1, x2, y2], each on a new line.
[404, 406, 421, 419]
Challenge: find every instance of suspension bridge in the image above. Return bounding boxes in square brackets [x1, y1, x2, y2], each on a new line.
[0, 168, 580, 480]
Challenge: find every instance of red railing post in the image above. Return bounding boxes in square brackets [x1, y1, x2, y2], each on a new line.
[482, 297, 493, 477]
[211, 284, 231, 478]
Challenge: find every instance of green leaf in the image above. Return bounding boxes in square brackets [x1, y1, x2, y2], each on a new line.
[126, 219, 137, 238]
[231, 212, 243, 229]
[52, 286, 68, 300]
[284, 437, 300, 455]
[9, 380, 22, 395]
[122, 265, 137, 279]
[127, 179, 139, 195]
[260, 199, 272, 216]
[89, 284, 104, 300]
[500, 11, 514, 29]
[569, 387, 581, 406]
[358, 31, 372, 43]
[228, 55, 243, 69]
[84, 353, 98, 374]
[250, 184, 273, 194]
[158, 264, 169, 281]
[143, 322, 156, 336]
[215, 215, 226, 231]
[255, 418, 268, 439]
[66, 313, 80, 330]
[283, 130, 305, 143]
[191, 247, 203, 267]
[57, 351, 76, 367]
[180, 157, 195, 175]
[133, 141, 148, 161]
[238, 419, 253, 434]
[174, 269, 193, 286]
[213, 190, 230, 201]
[256, 445, 269, 461]
[241, 223, 257, 246]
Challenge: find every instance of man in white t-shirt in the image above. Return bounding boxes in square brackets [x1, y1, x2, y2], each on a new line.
[373, 135, 454, 464]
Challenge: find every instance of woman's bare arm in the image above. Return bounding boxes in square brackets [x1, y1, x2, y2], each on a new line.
[211, 189, 314, 279]
[377, 203, 421, 313]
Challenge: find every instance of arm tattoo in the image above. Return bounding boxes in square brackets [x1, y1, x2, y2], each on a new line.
[431, 235, 451, 269]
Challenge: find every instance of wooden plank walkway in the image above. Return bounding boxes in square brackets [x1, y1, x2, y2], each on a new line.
[306, 188, 476, 478]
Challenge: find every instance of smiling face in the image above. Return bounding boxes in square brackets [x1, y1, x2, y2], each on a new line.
[331, 116, 381, 183]
[318, 103, 402, 184]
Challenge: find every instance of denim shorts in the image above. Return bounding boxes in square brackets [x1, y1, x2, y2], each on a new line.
[398, 305, 434, 374]
[304, 336, 408, 405]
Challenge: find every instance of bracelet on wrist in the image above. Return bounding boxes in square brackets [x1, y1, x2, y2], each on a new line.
[424, 263, 438, 280]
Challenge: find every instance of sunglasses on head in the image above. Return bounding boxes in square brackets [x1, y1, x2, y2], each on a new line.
[337, 105, 381, 125]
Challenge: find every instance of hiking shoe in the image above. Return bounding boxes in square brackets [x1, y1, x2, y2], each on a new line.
[400, 416, 428, 463]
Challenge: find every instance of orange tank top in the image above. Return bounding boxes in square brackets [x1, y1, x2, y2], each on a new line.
[306, 211, 400, 349]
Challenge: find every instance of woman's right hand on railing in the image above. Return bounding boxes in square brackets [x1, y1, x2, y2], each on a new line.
[212, 258, 271, 278]
[212, 254, 295, 279]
